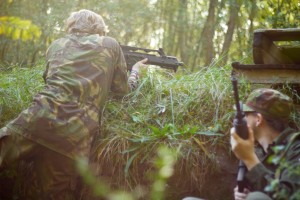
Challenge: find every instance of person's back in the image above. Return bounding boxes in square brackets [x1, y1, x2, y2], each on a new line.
[45, 33, 128, 103]
[4, 25, 128, 160]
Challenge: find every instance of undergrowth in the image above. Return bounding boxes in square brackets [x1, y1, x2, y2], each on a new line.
[0, 63, 44, 127]
[1, 60, 299, 199]
[89, 62, 253, 199]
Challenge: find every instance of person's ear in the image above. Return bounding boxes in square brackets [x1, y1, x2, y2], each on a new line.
[255, 113, 263, 127]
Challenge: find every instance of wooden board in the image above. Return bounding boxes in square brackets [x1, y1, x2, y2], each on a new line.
[253, 28, 300, 65]
[232, 62, 300, 84]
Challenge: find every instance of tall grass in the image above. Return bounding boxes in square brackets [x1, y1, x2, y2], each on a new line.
[1, 60, 299, 199]
[90, 62, 253, 199]
[0, 63, 45, 127]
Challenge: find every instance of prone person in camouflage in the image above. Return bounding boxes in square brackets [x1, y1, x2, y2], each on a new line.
[0, 9, 146, 199]
[231, 88, 300, 200]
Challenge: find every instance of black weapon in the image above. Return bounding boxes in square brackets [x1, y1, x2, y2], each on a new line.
[231, 75, 249, 192]
[120, 45, 183, 72]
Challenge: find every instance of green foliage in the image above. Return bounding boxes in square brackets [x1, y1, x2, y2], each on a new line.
[1, 60, 299, 199]
[1, 1, 299, 198]
[1, 0, 299, 67]
[0, 16, 41, 41]
[76, 146, 177, 200]
[0, 61, 239, 198]
[101, 61, 246, 143]
[89, 61, 247, 199]
[0, 63, 44, 126]
[149, 146, 177, 200]
[258, 0, 300, 28]
[76, 157, 136, 200]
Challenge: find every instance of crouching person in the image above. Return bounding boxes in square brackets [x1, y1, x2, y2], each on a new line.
[0, 9, 147, 199]
[230, 88, 300, 200]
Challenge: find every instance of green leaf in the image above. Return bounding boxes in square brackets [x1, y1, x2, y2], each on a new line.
[195, 131, 223, 136]
[124, 152, 139, 177]
[131, 115, 141, 122]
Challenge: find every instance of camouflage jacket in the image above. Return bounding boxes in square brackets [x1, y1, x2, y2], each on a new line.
[3, 34, 130, 159]
[246, 127, 300, 199]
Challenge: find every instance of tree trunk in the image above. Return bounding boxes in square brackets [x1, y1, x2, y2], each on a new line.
[191, 0, 217, 71]
[221, 0, 242, 65]
[202, 0, 217, 66]
[163, 1, 176, 54]
[176, 0, 188, 64]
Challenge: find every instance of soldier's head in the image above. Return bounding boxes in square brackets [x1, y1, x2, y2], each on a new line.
[66, 9, 108, 36]
[242, 88, 293, 135]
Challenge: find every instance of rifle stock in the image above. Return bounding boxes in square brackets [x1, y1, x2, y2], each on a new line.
[120, 44, 183, 72]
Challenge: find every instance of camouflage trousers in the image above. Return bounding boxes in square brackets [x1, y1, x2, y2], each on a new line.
[0, 127, 82, 200]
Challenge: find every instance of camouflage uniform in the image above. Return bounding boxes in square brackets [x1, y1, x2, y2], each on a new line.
[0, 34, 132, 199]
[242, 89, 300, 199]
[245, 127, 300, 199]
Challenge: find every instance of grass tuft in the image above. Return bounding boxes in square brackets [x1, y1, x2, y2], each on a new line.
[0, 63, 44, 127]
[1, 61, 300, 199]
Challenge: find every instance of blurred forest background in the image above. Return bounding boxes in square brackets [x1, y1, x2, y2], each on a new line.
[1, 0, 299, 69]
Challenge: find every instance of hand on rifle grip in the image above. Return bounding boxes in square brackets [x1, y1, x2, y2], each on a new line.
[131, 58, 148, 73]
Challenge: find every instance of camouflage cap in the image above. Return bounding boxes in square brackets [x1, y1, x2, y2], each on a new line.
[243, 88, 293, 120]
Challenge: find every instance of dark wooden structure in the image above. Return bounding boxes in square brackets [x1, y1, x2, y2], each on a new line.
[232, 28, 300, 84]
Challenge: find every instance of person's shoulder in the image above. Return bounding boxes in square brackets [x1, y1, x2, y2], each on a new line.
[84, 34, 119, 49]
[285, 130, 300, 156]
[48, 36, 69, 49]
[46, 37, 68, 56]
[101, 36, 120, 49]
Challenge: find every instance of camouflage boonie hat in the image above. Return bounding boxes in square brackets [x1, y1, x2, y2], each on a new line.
[243, 88, 293, 120]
